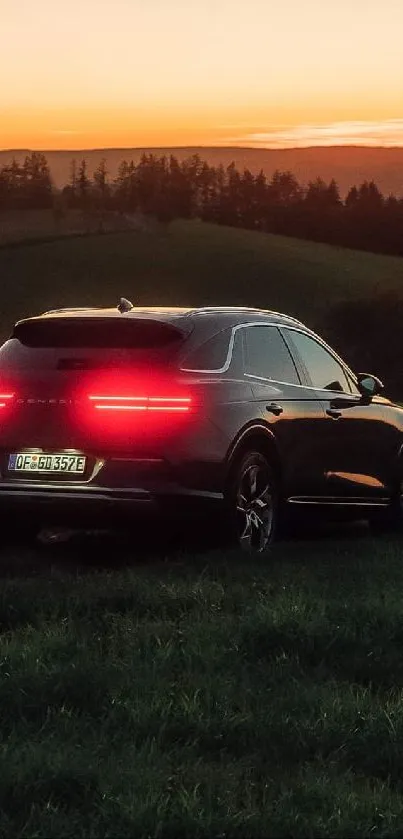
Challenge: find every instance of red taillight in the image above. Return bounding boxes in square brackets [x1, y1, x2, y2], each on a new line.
[73, 372, 194, 441]
[88, 395, 191, 412]
[0, 393, 14, 409]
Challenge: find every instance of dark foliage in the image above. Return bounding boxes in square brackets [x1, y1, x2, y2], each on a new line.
[318, 291, 403, 401]
[0, 153, 53, 210]
[1, 152, 403, 257]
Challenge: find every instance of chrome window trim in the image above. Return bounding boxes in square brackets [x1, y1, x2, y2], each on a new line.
[180, 321, 266, 373]
[180, 320, 301, 375]
[244, 372, 360, 396]
[245, 372, 278, 382]
[245, 372, 314, 390]
[180, 320, 360, 398]
[280, 325, 360, 394]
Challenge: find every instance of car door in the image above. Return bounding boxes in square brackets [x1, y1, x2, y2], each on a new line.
[241, 324, 328, 500]
[282, 327, 394, 501]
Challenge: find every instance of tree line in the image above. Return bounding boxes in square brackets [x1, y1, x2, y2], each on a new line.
[0, 153, 53, 210]
[1, 152, 403, 257]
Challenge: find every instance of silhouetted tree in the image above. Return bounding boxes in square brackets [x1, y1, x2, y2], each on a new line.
[77, 159, 90, 204]
[113, 160, 130, 211]
[70, 158, 78, 203]
[93, 159, 108, 200]
[345, 185, 359, 208]
[21, 153, 53, 208]
[92, 158, 110, 230]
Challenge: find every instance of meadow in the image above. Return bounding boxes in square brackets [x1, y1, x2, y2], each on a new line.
[1, 524, 403, 837]
[1, 220, 403, 836]
[1, 217, 403, 341]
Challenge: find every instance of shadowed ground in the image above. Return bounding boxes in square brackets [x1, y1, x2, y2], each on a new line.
[1, 521, 403, 837]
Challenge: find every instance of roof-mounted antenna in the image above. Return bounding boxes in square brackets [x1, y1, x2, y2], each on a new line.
[117, 297, 134, 313]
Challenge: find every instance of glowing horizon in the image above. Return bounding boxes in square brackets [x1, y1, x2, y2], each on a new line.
[1, 0, 403, 151]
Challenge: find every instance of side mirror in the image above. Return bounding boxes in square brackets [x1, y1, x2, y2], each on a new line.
[357, 373, 384, 400]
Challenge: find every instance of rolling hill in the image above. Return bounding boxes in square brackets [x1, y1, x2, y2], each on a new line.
[0, 219, 402, 343]
[1, 146, 403, 197]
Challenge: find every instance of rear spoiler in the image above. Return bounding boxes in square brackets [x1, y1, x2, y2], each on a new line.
[12, 317, 190, 349]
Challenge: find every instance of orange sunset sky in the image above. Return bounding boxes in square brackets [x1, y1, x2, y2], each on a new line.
[1, 0, 403, 151]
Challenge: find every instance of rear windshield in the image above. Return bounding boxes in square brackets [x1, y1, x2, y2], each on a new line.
[0, 318, 188, 370]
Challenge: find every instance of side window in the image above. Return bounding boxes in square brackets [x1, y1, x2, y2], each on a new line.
[286, 330, 352, 393]
[181, 329, 231, 371]
[244, 326, 300, 384]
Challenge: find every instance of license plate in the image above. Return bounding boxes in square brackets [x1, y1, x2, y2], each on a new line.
[8, 453, 86, 474]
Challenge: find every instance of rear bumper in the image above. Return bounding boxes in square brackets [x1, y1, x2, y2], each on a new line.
[0, 481, 224, 526]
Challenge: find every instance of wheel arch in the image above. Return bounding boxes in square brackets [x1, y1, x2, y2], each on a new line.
[225, 422, 282, 489]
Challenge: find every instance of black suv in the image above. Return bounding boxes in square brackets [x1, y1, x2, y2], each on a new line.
[0, 302, 401, 552]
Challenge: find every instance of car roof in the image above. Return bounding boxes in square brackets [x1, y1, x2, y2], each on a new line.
[29, 305, 307, 331]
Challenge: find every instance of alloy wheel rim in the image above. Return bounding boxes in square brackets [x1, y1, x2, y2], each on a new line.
[235, 463, 273, 552]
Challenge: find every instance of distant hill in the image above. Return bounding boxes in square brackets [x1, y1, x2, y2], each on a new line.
[1, 146, 403, 198]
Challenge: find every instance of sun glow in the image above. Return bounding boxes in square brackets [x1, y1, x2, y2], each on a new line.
[1, 0, 403, 150]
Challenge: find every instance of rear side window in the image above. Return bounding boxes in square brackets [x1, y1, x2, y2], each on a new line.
[181, 329, 232, 371]
[0, 318, 186, 370]
[244, 326, 300, 384]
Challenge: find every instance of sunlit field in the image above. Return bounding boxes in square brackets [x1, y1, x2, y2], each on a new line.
[1, 218, 403, 341]
[0, 523, 403, 838]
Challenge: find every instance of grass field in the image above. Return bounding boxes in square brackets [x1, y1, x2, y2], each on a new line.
[2, 219, 403, 835]
[1, 218, 403, 342]
[1, 524, 403, 838]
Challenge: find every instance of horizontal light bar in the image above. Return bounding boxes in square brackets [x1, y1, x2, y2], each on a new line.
[89, 395, 191, 403]
[89, 394, 191, 413]
[149, 397, 191, 403]
[94, 404, 189, 412]
[89, 395, 148, 402]
[95, 405, 147, 411]
[0, 393, 14, 409]
[149, 406, 189, 411]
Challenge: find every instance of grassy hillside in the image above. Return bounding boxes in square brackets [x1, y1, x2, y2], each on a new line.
[2, 527, 403, 837]
[0, 219, 403, 341]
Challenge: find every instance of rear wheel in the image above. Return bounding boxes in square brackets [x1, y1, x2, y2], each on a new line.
[225, 451, 278, 553]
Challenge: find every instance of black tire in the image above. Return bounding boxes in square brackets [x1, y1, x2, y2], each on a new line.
[224, 450, 279, 553]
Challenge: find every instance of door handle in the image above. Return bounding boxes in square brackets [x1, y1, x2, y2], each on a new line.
[266, 403, 284, 416]
[326, 408, 342, 419]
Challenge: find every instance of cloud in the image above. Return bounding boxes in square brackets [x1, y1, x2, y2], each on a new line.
[227, 119, 403, 148]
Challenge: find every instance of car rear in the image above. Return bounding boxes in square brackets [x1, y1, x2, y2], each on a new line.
[0, 311, 226, 527]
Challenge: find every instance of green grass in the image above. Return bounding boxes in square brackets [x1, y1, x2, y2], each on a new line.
[1, 219, 403, 341]
[2, 218, 403, 835]
[1, 527, 403, 837]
